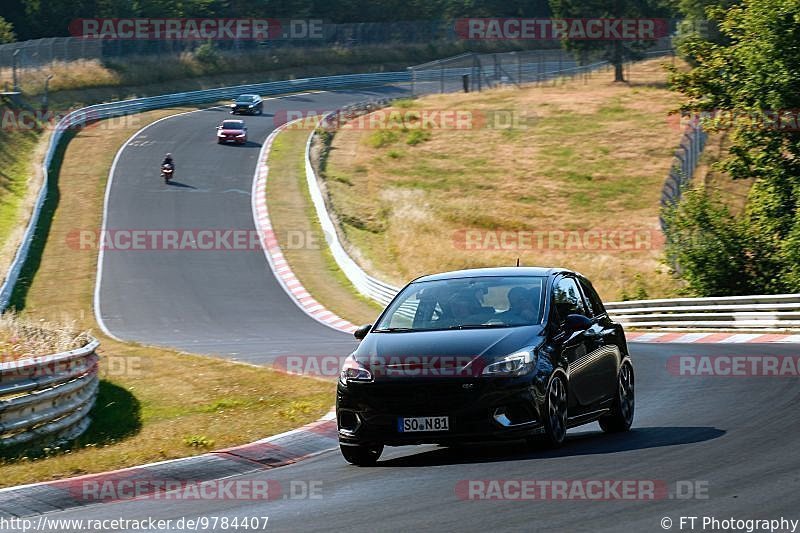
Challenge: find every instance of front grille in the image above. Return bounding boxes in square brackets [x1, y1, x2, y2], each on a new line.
[360, 380, 483, 412]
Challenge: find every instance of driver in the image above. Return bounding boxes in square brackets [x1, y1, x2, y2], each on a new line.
[162, 153, 174, 168]
[443, 293, 482, 327]
[496, 286, 538, 324]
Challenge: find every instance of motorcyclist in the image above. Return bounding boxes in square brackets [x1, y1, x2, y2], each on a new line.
[162, 153, 174, 170]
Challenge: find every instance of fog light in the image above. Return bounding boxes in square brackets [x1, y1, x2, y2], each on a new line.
[338, 410, 361, 433]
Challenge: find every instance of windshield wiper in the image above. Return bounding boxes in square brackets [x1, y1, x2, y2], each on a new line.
[372, 327, 415, 333]
[447, 323, 512, 330]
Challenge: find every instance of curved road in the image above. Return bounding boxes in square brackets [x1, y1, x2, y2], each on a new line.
[87, 85, 800, 531]
[97, 86, 407, 363]
[40, 342, 800, 532]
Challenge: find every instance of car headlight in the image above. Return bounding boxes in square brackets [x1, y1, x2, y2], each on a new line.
[340, 354, 372, 383]
[482, 350, 535, 377]
[236, 133, 246, 137]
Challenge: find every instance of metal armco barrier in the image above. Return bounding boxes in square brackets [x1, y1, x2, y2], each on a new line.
[605, 294, 800, 330]
[306, 105, 402, 307]
[659, 123, 707, 229]
[0, 71, 414, 311]
[0, 338, 100, 448]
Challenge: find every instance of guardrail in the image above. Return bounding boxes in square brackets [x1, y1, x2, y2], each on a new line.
[605, 294, 800, 330]
[0, 70, 415, 311]
[0, 338, 99, 449]
[306, 104, 402, 307]
[660, 122, 707, 229]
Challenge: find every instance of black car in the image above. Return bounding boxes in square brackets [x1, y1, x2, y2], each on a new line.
[336, 267, 634, 466]
[230, 94, 263, 115]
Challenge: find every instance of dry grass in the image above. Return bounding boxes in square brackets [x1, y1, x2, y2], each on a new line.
[324, 58, 686, 301]
[1, 41, 526, 104]
[0, 313, 90, 363]
[0, 106, 334, 487]
[266, 127, 383, 326]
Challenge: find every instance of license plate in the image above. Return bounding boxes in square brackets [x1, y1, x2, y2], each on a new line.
[398, 416, 449, 432]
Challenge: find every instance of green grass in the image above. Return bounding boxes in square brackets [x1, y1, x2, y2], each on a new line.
[0, 127, 40, 253]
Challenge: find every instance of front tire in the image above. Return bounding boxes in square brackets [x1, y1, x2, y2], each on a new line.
[542, 375, 568, 448]
[340, 443, 383, 466]
[599, 362, 634, 433]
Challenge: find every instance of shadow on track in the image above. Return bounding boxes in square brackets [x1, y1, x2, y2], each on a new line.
[165, 180, 198, 189]
[377, 426, 725, 467]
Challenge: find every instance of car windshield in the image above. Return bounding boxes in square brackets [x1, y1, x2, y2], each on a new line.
[236, 95, 257, 103]
[375, 276, 546, 331]
[221, 121, 244, 129]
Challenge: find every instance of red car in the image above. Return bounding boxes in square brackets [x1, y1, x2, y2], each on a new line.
[217, 119, 247, 144]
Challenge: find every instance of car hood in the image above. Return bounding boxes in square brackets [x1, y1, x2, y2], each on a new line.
[353, 325, 543, 377]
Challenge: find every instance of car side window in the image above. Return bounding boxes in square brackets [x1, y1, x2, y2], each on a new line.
[578, 278, 606, 317]
[552, 277, 588, 323]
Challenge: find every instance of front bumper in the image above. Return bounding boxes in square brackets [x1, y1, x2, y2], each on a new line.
[218, 135, 246, 143]
[336, 377, 543, 446]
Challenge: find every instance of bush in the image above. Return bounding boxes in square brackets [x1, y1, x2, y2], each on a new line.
[405, 129, 431, 146]
[663, 188, 756, 296]
[366, 130, 398, 148]
[194, 41, 220, 66]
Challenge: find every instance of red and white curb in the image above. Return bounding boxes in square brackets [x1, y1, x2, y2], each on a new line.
[627, 331, 800, 344]
[251, 121, 357, 334]
[0, 412, 339, 517]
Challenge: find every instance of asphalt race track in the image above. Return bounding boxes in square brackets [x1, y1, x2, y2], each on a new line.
[31, 342, 800, 532]
[86, 87, 800, 532]
[96, 86, 410, 363]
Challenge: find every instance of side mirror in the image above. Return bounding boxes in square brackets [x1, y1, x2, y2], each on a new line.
[354, 324, 372, 340]
[564, 314, 592, 333]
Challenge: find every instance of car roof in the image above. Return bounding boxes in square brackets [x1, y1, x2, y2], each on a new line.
[412, 266, 575, 283]
[236, 94, 259, 99]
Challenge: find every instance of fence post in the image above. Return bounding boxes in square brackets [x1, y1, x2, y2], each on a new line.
[440, 63, 444, 94]
[11, 49, 19, 92]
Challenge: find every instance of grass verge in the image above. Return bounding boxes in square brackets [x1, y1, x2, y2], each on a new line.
[322, 58, 687, 301]
[0, 124, 51, 283]
[266, 127, 383, 326]
[0, 107, 334, 488]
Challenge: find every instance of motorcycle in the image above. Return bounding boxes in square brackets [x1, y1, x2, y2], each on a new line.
[161, 163, 174, 183]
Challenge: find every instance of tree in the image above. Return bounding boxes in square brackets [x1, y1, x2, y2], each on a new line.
[0, 16, 15, 43]
[667, 0, 800, 294]
[549, 0, 677, 82]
